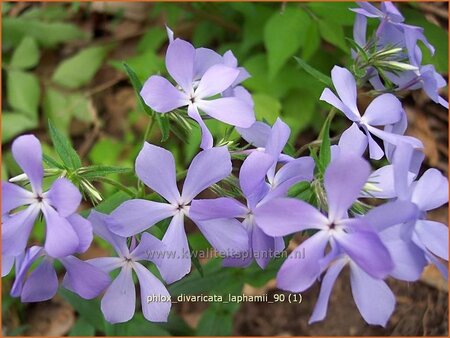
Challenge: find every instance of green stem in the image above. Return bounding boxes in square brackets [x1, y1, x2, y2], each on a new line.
[295, 108, 337, 157]
[137, 117, 156, 197]
[143, 116, 156, 143]
[96, 177, 135, 197]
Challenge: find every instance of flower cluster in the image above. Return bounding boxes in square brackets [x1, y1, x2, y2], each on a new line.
[352, 2, 448, 108]
[2, 1, 448, 328]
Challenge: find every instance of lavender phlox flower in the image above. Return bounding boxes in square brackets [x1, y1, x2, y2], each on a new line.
[9, 245, 110, 303]
[391, 142, 449, 278]
[190, 147, 314, 269]
[253, 153, 417, 325]
[107, 144, 248, 283]
[320, 66, 423, 160]
[86, 211, 171, 323]
[352, 3, 448, 108]
[140, 38, 255, 149]
[2, 135, 92, 258]
[236, 118, 294, 166]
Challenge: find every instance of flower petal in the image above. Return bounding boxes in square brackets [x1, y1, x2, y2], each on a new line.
[265, 118, 290, 165]
[349, 262, 395, 327]
[362, 200, 419, 232]
[67, 214, 93, 254]
[88, 211, 129, 258]
[87, 257, 124, 273]
[276, 231, 329, 292]
[2, 182, 34, 214]
[411, 168, 448, 211]
[309, 258, 347, 324]
[195, 64, 239, 99]
[42, 205, 79, 258]
[338, 123, 368, 156]
[331, 66, 360, 119]
[166, 38, 195, 93]
[159, 213, 191, 284]
[45, 178, 81, 217]
[196, 97, 255, 128]
[415, 220, 448, 260]
[2, 255, 15, 277]
[131, 232, 166, 267]
[140, 75, 188, 113]
[334, 222, 393, 279]
[108, 199, 175, 237]
[11, 135, 44, 194]
[251, 225, 280, 269]
[134, 262, 171, 322]
[366, 130, 385, 160]
[266, 156, 315, 200]
[136, 142, 181, 205]
[181, 146, 232, 202]
[239, 151, 273, 208]
[194, 218, 249, 255]
[10, 246, 43, 297]
[255, 198, 328, 236]
[2, 205, 39, 257]
[62, 255, 111, 299]
[21, 259, 58, 302]
[101, 265, 136, 324]
[324, 153, 370, 222]
[379, 224, 426, 281]
[189, 198, 247, 221]
[194, 47, 223, 79]
[362, 94, 402, 126]
[320, 88, 359, 122]
[187, 104, 214, 150]
[236, 121, 271, 148]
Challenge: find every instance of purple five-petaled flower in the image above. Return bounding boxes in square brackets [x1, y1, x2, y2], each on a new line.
[140, 38, 255, 149]
[321, 66, 423, 160]
[87, 211, 171, 324]
[106, 143, 248, 283]
[9, 243, 110, 303]
[190, 119, 314, 268]
[254, 153, 417, 326]
[2, 135, 92, 259]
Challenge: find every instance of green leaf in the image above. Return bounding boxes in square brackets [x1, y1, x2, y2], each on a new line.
[10, 37, 40, 69]
[243, 258, 284, 288]
[104, 313, 170, 336]
[42, 154, 64, 169]
[3, 18, 87, 49]
[94, 191, 131, 214]
[159, 313, 195, 336]
[318, 20, 348, 53]
[43, 89, 93, 134]
[123, 63, 169, 141]
[137, 27, 167, 53]
[188, 241, 204, 278]
[59, 289, 105, 332]
[52, 46, 111, 89]
[302, 21, 321, 60]
[2, 112, 37, 143]
[308, 2, 356, 26]
[168, 259, 233, 296]
[264, 7, 311, 79]
[69, 317, 95, 336]
[48, 120, 82, 169]
[294, 57, 333, 87]
[78, 165, 132, 180]
[196, 308, 233, 336]
[253, 93, 281, 124]
[7, 70, 40, 118]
